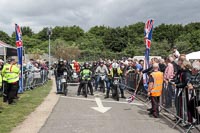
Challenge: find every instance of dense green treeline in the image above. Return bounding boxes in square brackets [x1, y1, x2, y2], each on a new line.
[0, 22, 200, 60]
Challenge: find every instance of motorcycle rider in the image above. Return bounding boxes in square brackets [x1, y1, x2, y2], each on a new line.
[56, 59, 67, 93]
[95, 61, 110, 92]
[77, 62, 93, 96]
[106, 62, 126, 99]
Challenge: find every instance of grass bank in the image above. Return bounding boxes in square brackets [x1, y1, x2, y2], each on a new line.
[0, 81, 52, 133]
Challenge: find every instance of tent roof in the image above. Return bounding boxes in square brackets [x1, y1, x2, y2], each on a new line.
[0, 40, 16, 49]
[186, 51, 200, 60]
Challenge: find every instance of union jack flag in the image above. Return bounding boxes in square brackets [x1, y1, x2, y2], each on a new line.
[127, 94, 135, 103]
[143, 19, 154, 89]
[15, 24, 23, 93]
[15, 24, 23, 47]
[128, 19, 154, 103]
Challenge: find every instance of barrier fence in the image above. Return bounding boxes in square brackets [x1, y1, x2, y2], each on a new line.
[23, 70, 49, 90]
[124, 71, 200, 133]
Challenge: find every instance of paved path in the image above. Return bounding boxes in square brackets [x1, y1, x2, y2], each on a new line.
[39, 85, 180, 133]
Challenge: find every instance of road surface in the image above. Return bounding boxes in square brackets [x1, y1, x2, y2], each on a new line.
[39, 85, 180, 133]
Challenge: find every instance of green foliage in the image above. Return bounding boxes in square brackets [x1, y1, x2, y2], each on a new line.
[1, 22, 200, 61]
[21, 26, 34, 37]
[0, 30, 12, 45]
[0, 81, 52, 133]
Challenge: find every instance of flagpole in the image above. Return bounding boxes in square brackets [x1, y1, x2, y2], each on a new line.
[47, 27, 52, 67]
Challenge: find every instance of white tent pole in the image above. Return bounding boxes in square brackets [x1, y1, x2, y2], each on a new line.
[4, 47, 6, 62]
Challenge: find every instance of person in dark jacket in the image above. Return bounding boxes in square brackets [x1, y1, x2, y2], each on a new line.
[174, 59, 192, 123]
[56, 59, 67, 93]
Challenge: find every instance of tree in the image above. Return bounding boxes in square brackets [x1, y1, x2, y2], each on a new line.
[103, 27, 128, 52]
[0, 30, 12, 45]
[51, 39, 81, 60]
[21, 26, 34, 37]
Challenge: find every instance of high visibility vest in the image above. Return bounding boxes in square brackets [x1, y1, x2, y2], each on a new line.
[110, 68, 122, 77]
[81, 69, 91, 80]
[2, 64, 20, 83]
[150, 71, 164, 97]
[0, 73, 2, 87]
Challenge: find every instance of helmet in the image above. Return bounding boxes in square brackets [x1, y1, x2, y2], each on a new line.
[100, 61, 104, 66]
[84, 62, 89, 69]
[59, 58, 64, 62]
[112, 63, 118, 69]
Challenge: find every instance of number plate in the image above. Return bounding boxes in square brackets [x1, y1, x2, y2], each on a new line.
[61, 78, 66, 83]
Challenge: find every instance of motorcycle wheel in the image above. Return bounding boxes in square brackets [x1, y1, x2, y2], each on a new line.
[84, 83, 88, 98]
[116, 87, 119, 101]
[63, 83, 68, 96]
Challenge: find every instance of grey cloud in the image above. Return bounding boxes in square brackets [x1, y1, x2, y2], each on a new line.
[0, 0, 199, 35]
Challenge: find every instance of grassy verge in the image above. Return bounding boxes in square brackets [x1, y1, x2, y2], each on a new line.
[0, 81, 52, 133]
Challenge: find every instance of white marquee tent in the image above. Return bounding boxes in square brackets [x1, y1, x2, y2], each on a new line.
[186, 51, 200, 60]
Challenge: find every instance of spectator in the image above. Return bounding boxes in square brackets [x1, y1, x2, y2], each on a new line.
[172, 46, 180, 59]
[163, 57, 174, 108]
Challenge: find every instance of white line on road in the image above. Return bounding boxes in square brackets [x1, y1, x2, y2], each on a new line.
[60, 96, 144, 106]
[91, 98, 112, 113]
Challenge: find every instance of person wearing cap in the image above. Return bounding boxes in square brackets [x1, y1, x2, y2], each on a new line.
[147, 63, 164, 118]
[2, 58, 20, 104]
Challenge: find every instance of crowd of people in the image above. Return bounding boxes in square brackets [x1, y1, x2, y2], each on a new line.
[0, 58, 49, 106]
[54, 46, 200, 126]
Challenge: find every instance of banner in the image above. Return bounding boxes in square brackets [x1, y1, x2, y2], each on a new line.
[15, 24, 23, 93]
[143, 19, 154, 90]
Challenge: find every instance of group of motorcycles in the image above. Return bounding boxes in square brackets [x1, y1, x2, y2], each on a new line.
[56, 68, 122, 101]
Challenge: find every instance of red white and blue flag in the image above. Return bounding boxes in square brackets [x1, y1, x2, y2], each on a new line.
[15, 24, 23, 93]
[143, 19, 154, 90]
[127, 19, 154, 103]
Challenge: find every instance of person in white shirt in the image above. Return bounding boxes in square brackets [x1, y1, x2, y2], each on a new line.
[172, 46, 180, 59]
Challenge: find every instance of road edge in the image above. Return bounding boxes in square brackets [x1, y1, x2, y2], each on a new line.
[11, 78, 59, 133]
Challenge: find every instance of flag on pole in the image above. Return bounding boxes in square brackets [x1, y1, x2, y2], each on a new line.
[15, 24, 23, 93]
[143, 19, 154, 90]
[127, 19, 154, 103]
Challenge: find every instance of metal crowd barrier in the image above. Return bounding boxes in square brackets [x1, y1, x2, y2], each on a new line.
[123, 72, 200, 133]
[23, 70, 49, 91]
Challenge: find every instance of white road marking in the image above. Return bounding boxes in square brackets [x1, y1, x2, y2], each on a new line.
[91, 98, 112, 113]
[60, 96, 144, 106]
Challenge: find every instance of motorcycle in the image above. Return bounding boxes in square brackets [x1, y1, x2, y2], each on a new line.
[112, 77, 120, 101]
[82, 75, 91, 98]
[60, 71, 68, 96]
[95, 73, 106, 93]
[71, 70, 80, 83]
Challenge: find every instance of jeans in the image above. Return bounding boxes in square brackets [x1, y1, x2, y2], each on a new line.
[95, 75, 110, 91]
[56, 77, 61, 92]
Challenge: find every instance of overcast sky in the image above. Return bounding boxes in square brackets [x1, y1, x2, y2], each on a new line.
[0, 0, 199, 35]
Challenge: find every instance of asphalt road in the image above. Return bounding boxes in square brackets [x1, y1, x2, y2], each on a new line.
[39, 85, 180, 133]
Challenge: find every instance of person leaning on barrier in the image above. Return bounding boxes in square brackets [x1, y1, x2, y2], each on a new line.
[2, 58, 20, 104]
[187, 61, 200, 124]
[77, 62, 93, 96]
[147, 63, 164, 118]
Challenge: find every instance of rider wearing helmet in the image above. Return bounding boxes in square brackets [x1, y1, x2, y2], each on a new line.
[105, 62, 126, 99]
[77, 62, 93, 96]
[95, 61, 110, 92]
[56, 58, 67, 93]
